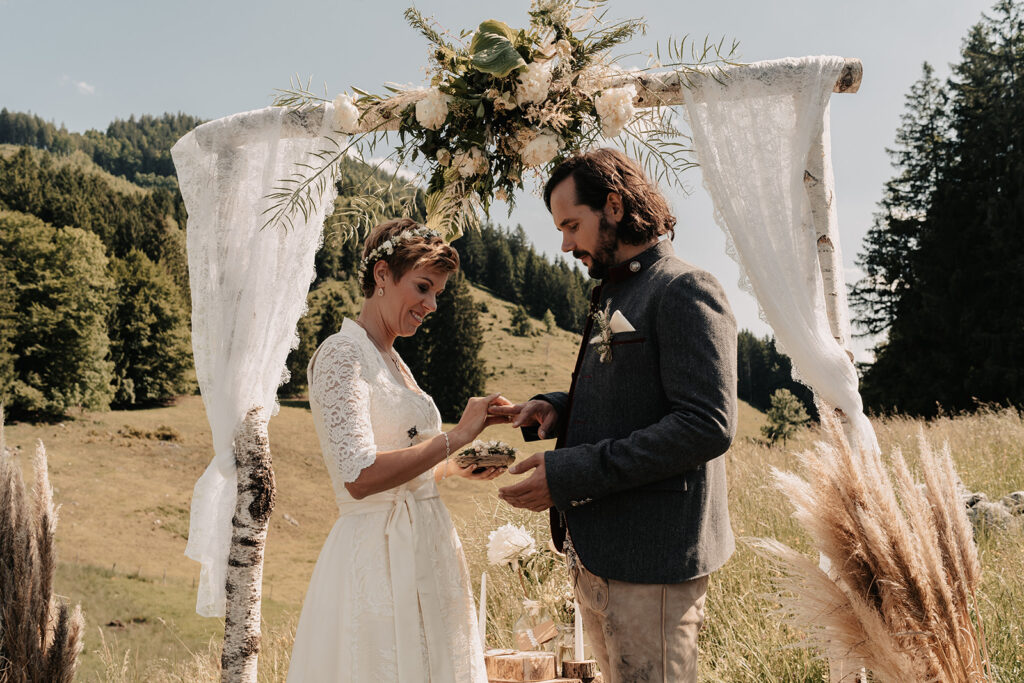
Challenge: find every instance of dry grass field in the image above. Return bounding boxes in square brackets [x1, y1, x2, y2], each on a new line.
[3, 283, 1022, 680]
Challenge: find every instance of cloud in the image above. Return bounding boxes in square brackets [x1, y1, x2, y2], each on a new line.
[60, 74, 96, 96]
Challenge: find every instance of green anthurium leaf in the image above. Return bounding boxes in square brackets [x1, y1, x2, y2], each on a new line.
[469, 20, 527, 77]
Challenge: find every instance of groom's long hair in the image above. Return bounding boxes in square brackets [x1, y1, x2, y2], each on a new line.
[543, 148, 677, 245]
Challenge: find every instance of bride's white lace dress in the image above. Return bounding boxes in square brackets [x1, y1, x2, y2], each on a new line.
[287, 318, 487, 682]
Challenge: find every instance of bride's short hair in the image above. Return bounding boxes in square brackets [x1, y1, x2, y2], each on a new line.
[360, 218, 460, 297]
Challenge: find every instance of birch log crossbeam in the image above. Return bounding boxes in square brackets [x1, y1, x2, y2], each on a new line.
[190, 58, 862, 151]
[221, 408, 276, 683]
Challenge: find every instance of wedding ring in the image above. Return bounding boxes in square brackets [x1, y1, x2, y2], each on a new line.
[507, 415, 513, 423]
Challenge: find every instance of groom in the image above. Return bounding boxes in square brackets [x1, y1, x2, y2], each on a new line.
[494, 149, 737, 682]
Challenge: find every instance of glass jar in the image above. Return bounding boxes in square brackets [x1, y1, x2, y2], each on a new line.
[512, 599, 544, 651]
[552, 622, 575, 669]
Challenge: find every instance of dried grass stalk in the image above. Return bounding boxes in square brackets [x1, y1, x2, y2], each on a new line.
[751, 410, 991, 682]
[0, 409, 84, 683]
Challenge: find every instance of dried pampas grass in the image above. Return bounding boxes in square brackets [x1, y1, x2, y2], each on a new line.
[751, 409, 990, 682]
[0, 406, 84, 683]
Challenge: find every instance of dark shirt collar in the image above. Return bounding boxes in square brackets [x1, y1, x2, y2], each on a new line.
[601, 239, 675, 284]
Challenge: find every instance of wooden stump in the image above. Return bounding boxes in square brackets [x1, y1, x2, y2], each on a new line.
[485, 650, 556, 681]
[221, 408, 275, 683]
[562, 660, 598, 679]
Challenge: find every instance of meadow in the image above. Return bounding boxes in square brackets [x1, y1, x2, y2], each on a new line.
[3, 285, 1022, 681]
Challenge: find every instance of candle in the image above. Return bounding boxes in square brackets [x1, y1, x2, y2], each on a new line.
[478, 572, 488, 645]
[574, 599, 584, 661]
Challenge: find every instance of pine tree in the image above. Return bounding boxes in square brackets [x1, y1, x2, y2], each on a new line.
[761, 388, 810, 445]
[281, 279, 362, 396]
[850, 63, 950, 337]
[107, 250, 193, 407]
[542, 309, 557, 333]
[510, 305, 533, 336]
[858, 2, 1024, 415]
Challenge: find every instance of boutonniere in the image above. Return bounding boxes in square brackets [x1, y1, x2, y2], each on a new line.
[589, 302, 636, 363]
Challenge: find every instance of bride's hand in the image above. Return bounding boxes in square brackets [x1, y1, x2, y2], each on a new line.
[452, 393, 501, 444]
[448, 462, 506, 481]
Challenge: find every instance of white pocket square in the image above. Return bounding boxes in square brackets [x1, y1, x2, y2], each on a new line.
[609, 310, 635, 334]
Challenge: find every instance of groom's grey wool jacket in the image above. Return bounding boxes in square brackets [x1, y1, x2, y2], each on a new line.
[527, 239, 737, 584]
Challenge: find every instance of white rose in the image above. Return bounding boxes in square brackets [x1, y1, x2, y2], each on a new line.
[595, 85, 637, 138]
[415, 88, 450, 130]
[532, 0, 570, 24]
[332, 93, 361, 134]
[453, 147, 487, 178]
[520, 129, 561, 167]
[555, 39, 572, 64]
[487, 523, 537, 566]
[516, 61, 552, 107]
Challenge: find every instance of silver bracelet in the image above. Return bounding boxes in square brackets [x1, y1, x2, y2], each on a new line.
[441, 432, 451, 479]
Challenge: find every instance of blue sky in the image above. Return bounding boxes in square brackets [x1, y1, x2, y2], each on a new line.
[0, 0, 997, 357]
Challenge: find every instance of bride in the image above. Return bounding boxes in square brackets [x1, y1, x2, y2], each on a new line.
[287, 218, 507, 682]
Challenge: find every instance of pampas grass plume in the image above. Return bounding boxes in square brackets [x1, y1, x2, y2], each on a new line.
[0, 407, 85, 683]
[752, 410, 991, 682]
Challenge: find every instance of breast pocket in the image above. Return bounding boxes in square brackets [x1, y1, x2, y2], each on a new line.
[609, 333, 646, 348]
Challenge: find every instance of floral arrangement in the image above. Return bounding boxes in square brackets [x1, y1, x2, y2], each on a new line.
[487, 524, 575, 625]
[268, 0, 737, 238]
[589, 299, 636, 362]
[590, 301, 614, 363]
[454, 439, 519, 469]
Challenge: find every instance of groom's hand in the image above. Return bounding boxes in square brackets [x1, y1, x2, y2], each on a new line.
[498, 453, 554, 512]
[489, 400, 558, 439]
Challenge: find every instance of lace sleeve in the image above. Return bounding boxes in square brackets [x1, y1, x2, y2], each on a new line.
[309, 336, 378, 483]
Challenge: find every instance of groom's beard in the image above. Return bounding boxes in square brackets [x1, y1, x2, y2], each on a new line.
[574, 216, 619, 279]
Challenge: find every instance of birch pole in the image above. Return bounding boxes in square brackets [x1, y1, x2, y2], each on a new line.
[221, 408, 276, 683]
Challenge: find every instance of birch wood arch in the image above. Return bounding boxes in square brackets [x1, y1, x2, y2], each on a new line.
[174, 55, 868, 682]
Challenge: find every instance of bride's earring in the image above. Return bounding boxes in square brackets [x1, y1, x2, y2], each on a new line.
[377, 287, 385, 297]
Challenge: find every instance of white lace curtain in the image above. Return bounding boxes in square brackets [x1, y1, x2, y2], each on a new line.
[681, 56, 879, 456]
[171, 105, 338, 617]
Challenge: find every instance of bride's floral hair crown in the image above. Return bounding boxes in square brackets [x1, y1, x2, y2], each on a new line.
[359, 218, 459, 297]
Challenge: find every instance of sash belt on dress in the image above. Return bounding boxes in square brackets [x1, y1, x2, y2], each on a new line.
[335, 482, 454, 683]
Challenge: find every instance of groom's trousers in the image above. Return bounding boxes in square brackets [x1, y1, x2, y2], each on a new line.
[570, 558, 708, 683]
